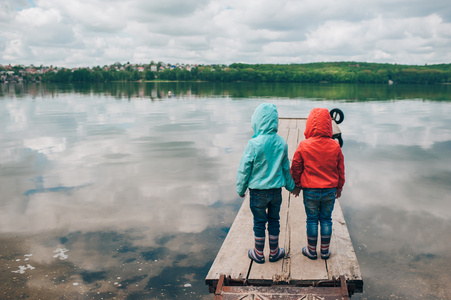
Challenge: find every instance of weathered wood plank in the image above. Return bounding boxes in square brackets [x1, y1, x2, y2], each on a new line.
[286, 128, 299, 162]
[279, 118, 291, 131]
[279, 125, 293, 282]
[296, 119, 306, 142]
[288, 193, 329, 284]
[246, 119, 295, 284]
[288, 118, 297, 129]
[247, 189, 289, 284]
[295, 118, 307, 133]
[280, 188, 292, 282]
[205, 195, 253, 284]
[327, 201, 363, 290]
[287, 117, 329, 283]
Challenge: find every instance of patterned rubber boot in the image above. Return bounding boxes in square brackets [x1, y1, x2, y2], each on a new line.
[302, 235, 318, 260]
[321, 235, 331, 260]
[248, 236, 265, 264]
[269, 235, 285, 262]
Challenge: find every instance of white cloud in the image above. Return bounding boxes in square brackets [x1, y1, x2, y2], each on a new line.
[17, 7, 62, 26]
[0, 0, 450, 66]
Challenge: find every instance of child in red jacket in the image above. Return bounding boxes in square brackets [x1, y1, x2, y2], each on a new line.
[291, 108, 345, 260]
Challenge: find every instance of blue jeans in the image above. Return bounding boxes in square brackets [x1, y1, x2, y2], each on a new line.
[249, 188, 282, 238]
[303, 188, 336, 237]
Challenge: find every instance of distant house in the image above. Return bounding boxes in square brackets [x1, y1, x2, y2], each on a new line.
[150, 65, 157, 72]
[137, 66, 145, 72]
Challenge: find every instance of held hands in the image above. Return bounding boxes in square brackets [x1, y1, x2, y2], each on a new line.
[291, 186, 301, 197]
[240, 186, 311, 198]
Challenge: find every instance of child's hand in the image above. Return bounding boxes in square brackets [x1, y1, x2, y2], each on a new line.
[291, 186, 301, 197]
[239, 193, 246, 198]
[336, 190, 342, 198]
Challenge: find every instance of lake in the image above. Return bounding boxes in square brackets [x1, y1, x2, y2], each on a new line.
[1, 82, 450, 299]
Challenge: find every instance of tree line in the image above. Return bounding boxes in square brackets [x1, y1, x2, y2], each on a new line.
[6, 62, 451, 84]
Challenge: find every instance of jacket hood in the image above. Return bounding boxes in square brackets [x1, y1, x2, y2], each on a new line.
[304, 108, 333, 139]
[251, 103, 278, 138]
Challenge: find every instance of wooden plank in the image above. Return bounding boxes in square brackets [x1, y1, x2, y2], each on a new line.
[327, 201, 363, 291]
[288, 117, 329, 283]
[280, 188, 292, 282]
[279, 123, 293, 282]
[205, 195, 253, 284]
[278, 129, 289, 144]
[296, 118, 307, 132]
[218, 285, 351, 299]
[286, 127, 299, 162]
[244, 120, 295, 284]
[288, 118, 297, 129]
[296, 119, 306, 142]
[279, 118, 291, 131]
[288, 193, 329, 284]
[247, 189, 290, 284]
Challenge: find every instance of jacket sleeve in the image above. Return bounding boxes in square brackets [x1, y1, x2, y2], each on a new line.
[282, 144, 295, 192]
[290, 145, 303, 187]
[236, 142, 254, 197]
[336, 149, 345, 191]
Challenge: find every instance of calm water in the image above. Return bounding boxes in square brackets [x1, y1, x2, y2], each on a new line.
[1, 82, 450, 299]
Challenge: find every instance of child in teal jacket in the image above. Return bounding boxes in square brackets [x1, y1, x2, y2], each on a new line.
[237, 103, 296, 263]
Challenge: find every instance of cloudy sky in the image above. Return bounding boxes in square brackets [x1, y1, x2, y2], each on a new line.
[1, 0, 451, 68]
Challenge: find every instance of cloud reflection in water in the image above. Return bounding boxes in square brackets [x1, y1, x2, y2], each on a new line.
[339, 101, 451, 299]
[0, 91, 451, 298]
[0, 95, 252, 298]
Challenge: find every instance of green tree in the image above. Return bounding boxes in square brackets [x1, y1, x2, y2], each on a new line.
[145, 71, 155, 80]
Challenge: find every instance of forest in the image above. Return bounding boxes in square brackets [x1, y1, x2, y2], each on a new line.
[3, 62, 451, 84]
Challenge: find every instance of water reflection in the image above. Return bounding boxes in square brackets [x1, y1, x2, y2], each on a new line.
[2, 81, 451, 101]
[0, 90, 250, 299]
[338, 101, 451, 299]
[0, 83, 450, 299]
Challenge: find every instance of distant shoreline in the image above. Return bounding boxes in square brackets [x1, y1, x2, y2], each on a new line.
[2, 62, 451, 85]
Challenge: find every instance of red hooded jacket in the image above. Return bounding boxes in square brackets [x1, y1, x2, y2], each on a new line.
[290, 108, 345, 191]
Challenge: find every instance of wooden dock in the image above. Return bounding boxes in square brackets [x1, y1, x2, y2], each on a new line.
[205, 118, 363, 299]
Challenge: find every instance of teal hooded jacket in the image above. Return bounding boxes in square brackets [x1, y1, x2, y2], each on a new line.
[236, 103, 295, 197]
